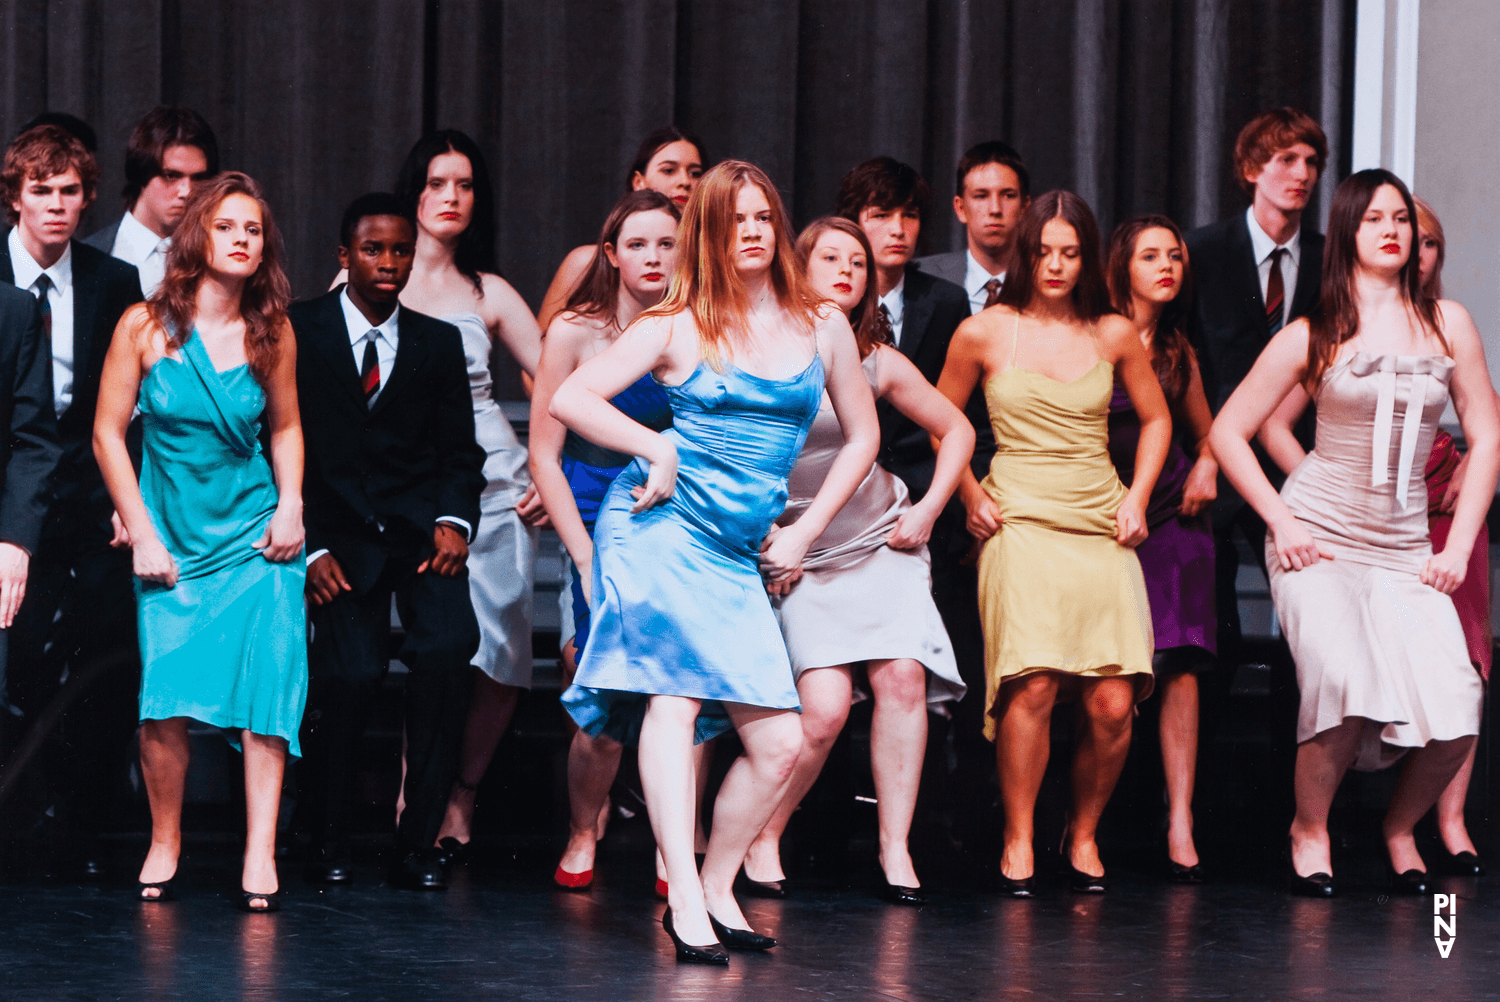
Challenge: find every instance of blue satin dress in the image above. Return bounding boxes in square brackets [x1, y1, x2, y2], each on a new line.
[561, 352, 824, 744]
[135, 332, 308, 755]
[560, 373, 673, 653]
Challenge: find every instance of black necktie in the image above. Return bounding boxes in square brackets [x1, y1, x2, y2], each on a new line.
[33, 274, 52, 342]
[982, 277, 1002, 309]
[360, 332, 380, 407]
[1265, 248, 1287, 336]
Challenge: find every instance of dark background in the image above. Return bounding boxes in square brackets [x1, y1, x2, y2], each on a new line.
[1, 0, 1354, 394]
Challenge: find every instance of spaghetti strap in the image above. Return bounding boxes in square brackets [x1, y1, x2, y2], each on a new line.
[1010, 311, 1021, 368]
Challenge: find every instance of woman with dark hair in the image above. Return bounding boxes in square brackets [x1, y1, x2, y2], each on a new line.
[94, 172, 307, 911]
[1256, 189, 1492, 880]
[1104, 215, 1217, 882]
[530, 189, 680, 888]
[388, 130, 546, 855]
[551, 161, 878, 962]
[740, 216, 972, 904]
[1211, 169, 1498, 897]
[937, 191, 1170, 897]
[537, 127, 706, 331]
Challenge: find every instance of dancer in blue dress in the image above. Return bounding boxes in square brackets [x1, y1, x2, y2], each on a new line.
[95, 173, 307, 912]
[551, 161, 879, 963]
[531, 190, 680, 889]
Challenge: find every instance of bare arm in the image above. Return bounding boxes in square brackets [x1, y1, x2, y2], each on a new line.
[876, 344, 974, 549]
[760, 311, 881, 581]
[1177, 353, 1220, 516]
[1424, 301, 1500, 593]
[537, 245, 596, 334]
[1256, 382, 1311, 477]
[935, 313, 1002, 541]
[1207, 320, 1332, 571]
[482, 274, 543, 378]
[93, 306, 178, 586]
[529, 316, 598, 572]
[253, 322, 306, 562]
[1103, 316, 1172, 546]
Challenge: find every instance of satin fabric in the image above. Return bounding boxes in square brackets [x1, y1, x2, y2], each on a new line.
[562, 351, 823, 745]
[559, 371, 673, 653]
[1269, 353, 1481, 769]
[451, 312, 538, 687]
[136, 331, 308, 755]
[976, 360, 1155, 741]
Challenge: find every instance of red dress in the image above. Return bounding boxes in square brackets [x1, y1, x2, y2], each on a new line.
[1425, 430, 1492, 680]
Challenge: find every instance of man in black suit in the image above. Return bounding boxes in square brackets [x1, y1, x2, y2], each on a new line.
[834, 158, 991, 849]
[1184, 107, 1327, 670]
[0, 124, 141, 876]
[83, 106, 218, 298]
[915, 141, 1030, 317]
[293, 193, 485, 891]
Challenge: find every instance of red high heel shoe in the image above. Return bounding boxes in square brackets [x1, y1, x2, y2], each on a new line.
[553, 864, 593, 890]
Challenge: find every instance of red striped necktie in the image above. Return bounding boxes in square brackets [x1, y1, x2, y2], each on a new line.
[1265, 247, 1287, 335]
[360, 332, 380, 406]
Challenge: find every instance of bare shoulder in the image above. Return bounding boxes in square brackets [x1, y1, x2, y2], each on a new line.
[116, 302, 158, 351]
[543, 312, 601, 358]
[564, 244, 596, 269]
[954, 305, 1013, 350]
[1435, 298, 1479, 341]
[621, 310, 676, 350]
[479, 272, 529, 311]
[1095, 313, 1137, 354]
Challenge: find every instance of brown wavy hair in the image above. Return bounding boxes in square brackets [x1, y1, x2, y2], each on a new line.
[1107, 215, 1196, 403]
[563, 189, 681, 329]
[2, 125, 99, 225]
[1233, 107, 1327, 194]
[795, 216, 891, 359]
[1305, 169, 1443, 387]
[997, 190, 1113, 321]
[148, 171, 291, 383]
[1414, 195, 1445, 299]
[642, 160, 821, 363]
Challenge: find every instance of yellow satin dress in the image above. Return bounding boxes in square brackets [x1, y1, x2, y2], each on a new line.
[976, 321, 1154, 740]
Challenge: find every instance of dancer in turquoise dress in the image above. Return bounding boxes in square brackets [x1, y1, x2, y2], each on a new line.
[95, 173, 307, 913]
[551, 162, 879, 963]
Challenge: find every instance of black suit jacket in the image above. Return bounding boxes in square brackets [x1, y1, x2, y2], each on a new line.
[0, 284, 61, 553]
[877, 264, 973, 499]
[0, 237, 143, 536]
[291, 291, 486, 594]
[1184, 213, 1323, 413]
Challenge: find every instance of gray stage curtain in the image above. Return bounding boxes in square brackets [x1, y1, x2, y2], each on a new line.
[1, 0, 1352, 398]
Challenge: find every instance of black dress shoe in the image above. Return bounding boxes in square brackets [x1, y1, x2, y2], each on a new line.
[435, 837, 470, 869]
[997, 872, 1035, 898]
[708, 913, 776, 951]
[136, 878, 177, 902]
[662, 908, 729, 965]
[388, 849, 448, 891]
[1390, 868, 1430, 896]
[1445, 850, 1486, 877]
[1068, 864, 1108, 894]
[239, 889, 282, 913]
[880, 877, 928, 906]
[1169, 860, 1205, 885]
[735, 867, 786, 899]
[303, 848, 353, 885]
[1289, 868, 1335, 898]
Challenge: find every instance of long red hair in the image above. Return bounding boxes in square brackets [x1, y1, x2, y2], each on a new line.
[641, 160, 821, 364]
[148, 171, 291, 383]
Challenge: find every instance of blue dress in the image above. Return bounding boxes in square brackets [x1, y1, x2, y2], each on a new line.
[135, 332, 309, 755]
[561, 351, 824, 744]
[559, 372, 673, 653]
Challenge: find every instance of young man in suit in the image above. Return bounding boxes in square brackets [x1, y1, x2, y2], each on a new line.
[83, 106, 218, 297]
[915, 141, 1031, 316]
[293, 193, 486, 891]
[834, 158, 993, 850]
[1184, 107, 1327, 668]
[0, 124, 141, 877]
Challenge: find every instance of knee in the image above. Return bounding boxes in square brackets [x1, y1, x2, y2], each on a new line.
[1085, 686, 1135, 732]
[799, 702, 849, 751]
[873, 660, 928, 711]
[754, 723, 805, 785]
[1006, 673, 1058, 715]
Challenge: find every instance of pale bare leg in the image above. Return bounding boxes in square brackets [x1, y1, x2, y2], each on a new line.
[137, 717, 191, 893]
[1065, 677, 1136, 878]
[996, 673, 1057, 881]
[867, 658, 928, 888]
[241, 731, 287, 907]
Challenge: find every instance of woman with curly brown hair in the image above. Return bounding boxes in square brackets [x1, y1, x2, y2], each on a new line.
[94, 171, 307, 912]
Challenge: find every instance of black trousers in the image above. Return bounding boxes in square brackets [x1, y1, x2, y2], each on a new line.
[299, 555, 479, 852]
[1, 502, 138, 838]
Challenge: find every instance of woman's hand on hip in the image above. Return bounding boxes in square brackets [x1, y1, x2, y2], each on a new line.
[629, 438, 678, 513]
[133, 536, 179, 588]
[1422, 547, 1469, 595]
[1270, 517, 1334, 571]
[254, 503, 306, 563]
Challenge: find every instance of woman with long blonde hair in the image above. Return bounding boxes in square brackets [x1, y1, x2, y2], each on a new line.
[551, 162, 879, 962]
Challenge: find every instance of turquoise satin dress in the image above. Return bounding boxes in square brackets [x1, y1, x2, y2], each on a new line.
[561, 350, 824, 744]
[135, 332, 308, 755]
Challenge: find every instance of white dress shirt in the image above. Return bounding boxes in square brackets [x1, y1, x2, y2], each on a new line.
[878, 276, 906, 348]
[1246, 206, 1300, 330]
[8, 227, 74, 415]
[307, 290, 470, 566]
[110, 209, 172, 298]
[963, 249, 1006, 316]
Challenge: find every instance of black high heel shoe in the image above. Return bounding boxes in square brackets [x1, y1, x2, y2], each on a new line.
[880, 876, 928, 906]
[997, 870, 1035, 898]
[735, 866, 786, 899]
[239, 889, 282, 913]
[662, 908, 729, 965]
[1390, 868, 1430, 896]
[1444, 850, 1486, 877]
[1067, 864, 1108, 894]
[708, 913, 776, 951]
[1288, 867, 1335, 898]
[1168, 859, 1205, 885]
[136, 878, 177, 903]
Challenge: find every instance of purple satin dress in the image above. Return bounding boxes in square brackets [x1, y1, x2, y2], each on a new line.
[1107, 382, 1216, 655]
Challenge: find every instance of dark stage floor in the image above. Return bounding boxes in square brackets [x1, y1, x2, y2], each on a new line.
[1, 832, 1494, 1002]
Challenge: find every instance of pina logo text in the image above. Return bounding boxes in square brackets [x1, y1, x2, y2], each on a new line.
[1434, 894, 1457, 958]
